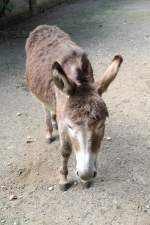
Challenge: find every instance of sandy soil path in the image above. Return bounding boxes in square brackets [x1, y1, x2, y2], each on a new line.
[0, 0, 150, 224]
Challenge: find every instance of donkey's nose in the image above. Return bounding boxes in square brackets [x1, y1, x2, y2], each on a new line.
[76, 170, 97, 181]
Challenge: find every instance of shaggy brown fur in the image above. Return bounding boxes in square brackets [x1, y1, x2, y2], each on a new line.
[66, 85, 109, 124]
[25, 25, 123, 190]
[26, 25, 93, 109]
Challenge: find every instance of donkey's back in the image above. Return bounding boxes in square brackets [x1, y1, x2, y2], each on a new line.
[25, 25, 85, 106]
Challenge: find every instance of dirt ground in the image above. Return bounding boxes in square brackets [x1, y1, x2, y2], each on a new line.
[0, 0, 150, 224]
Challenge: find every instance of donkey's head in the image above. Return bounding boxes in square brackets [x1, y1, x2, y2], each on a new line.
[52, 55, 123, 181]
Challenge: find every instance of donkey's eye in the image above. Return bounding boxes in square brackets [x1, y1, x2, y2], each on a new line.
[67, 124, 73, 129]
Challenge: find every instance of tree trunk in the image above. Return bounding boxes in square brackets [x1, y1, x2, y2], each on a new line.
[29, 0, 37, 15]
[0, 0, 10, 17]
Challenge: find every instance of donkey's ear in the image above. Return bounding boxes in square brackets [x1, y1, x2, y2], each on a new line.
[52, 62, 76, 95]
[95, 55, 123, 95]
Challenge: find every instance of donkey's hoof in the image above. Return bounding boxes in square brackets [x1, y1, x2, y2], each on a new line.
[82, 181, 92, 189]
[46, 136, 56, 144]
[59, 183, 70, 191]
[59, 182, 73, 191]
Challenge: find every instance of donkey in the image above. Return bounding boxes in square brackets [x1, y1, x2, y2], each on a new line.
[25, 25, 123, 190]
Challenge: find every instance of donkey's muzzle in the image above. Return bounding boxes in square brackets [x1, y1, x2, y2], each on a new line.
[76, 170, 97, 181]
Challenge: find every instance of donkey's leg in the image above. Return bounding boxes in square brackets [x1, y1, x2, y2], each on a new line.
[59, 142, 72, 191]
[44, 108, 55, 143]
[51, 111, 58, 130]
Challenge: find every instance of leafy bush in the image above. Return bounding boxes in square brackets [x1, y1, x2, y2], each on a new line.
[0, 0, 14, 16]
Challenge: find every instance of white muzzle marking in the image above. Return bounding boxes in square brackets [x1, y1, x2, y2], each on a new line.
[75, 151, 97, 181]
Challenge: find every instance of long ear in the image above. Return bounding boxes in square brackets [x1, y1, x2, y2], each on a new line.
[95, 55, 123, 95]
[52, 62, 76, 95]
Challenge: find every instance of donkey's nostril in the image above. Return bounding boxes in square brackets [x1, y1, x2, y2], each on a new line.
[93, 171, 97, 178]
[76, 171, 79, 176]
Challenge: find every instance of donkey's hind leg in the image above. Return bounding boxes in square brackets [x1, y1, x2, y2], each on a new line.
[44, 107, 55, 143]
[51, 111, 58, 130]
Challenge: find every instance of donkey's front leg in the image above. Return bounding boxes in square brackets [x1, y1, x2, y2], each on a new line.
[59, 141, 72, 191]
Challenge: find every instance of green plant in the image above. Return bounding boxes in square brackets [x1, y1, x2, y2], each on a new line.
[0, 0, 14, 16]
